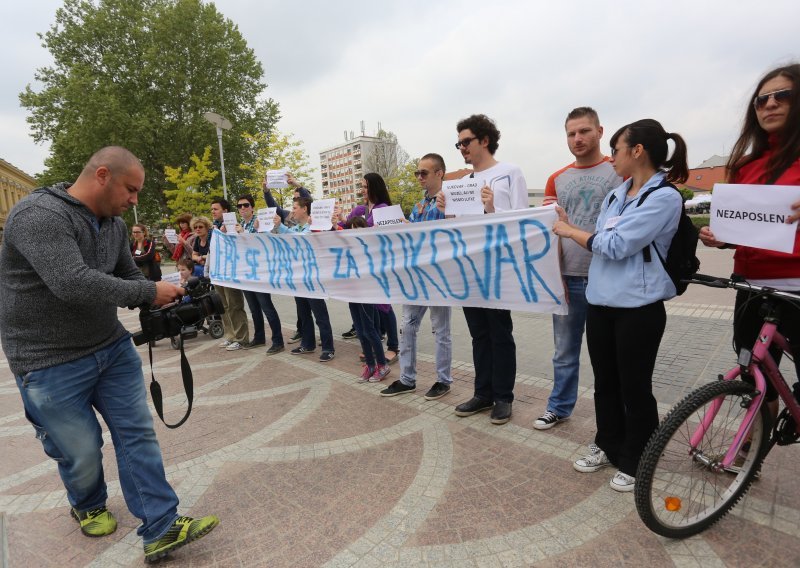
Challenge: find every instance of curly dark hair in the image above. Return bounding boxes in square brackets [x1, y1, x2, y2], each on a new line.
[456, 114, 500, 155]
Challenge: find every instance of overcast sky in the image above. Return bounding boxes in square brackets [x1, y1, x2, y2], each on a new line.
[2, 0, 798, 190]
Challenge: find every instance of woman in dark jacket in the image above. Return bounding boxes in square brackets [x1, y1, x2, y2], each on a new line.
[130, 223, 161, 282]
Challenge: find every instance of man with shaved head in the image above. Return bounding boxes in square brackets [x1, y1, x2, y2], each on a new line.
[0, 147, 219, 563]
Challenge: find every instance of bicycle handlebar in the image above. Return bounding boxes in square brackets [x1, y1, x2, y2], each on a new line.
[685, 273, 800, 302]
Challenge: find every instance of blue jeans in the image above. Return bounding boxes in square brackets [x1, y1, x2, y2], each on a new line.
[295, 297, 334, 352]
[399, 305, 452, 387]
[243, 290, 284, 347]
[548, 276, 588, 417]
[14, 335, 179, 544]
[349, 303, 386, 368]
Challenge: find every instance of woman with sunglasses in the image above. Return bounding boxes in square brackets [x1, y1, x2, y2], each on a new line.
[554, 118, 688, 492]
[699, 63, 800, 407]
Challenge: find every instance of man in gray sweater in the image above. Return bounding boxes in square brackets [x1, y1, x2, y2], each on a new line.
[0, 147, 219, 563]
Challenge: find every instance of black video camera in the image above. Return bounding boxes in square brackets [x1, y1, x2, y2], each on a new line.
[132, 276, 224, 346]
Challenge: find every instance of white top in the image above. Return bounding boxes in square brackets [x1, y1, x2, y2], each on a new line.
[463, 161, 529, 212]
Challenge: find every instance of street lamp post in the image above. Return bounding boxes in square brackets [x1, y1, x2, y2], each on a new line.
[203, 111, 233, 200]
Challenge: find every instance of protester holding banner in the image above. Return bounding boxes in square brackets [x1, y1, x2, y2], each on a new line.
[699, 63, 800, 397]
[274, 197, 336, 362]
[339, 215, 392, 382]
[338, 173, 400, 363]
[210, 198, 250, 352]
[380, 153, 453, 400]
[554, 118, 688, 492]
[535, 108, 622, 431]
[442, 114, 529, 425]
[236, 194, 285, 354]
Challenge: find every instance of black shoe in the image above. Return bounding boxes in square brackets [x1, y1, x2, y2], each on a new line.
[424, 382, 451, 400]
[242, 339, 266, 350]
[490, 401, 512, 424]
[342, 327, 357, 339]
[319, 351, 335, 362]
[380, 380, 416, 397]
[288, 331, 302, 344]
[266, 344, 285, 355]
[291, 346, 315, 355]
[454, 396, 493, 417]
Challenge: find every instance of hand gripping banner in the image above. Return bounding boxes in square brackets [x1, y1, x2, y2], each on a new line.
[208, 206, 567, 314]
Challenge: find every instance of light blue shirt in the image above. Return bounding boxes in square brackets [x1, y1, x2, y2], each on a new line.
[586, 171, 681, 307]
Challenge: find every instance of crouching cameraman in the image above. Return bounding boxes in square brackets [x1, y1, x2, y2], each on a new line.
[0, 147, 219, 563]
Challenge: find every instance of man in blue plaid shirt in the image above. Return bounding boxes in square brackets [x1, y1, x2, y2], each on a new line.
[380, 153, 453, 400]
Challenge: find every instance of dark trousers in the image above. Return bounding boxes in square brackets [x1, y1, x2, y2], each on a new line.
[374, 307, 399, 352]
[350, 303, 386, 368]
[734, 289, 800, 401]
[586, 301, 665, 476]
[243, 290, 284, 347]
[462, 307, 516, 403]
[295, 297, 334, 352]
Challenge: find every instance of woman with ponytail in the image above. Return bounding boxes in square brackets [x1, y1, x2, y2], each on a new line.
[553, 118, 688, 492]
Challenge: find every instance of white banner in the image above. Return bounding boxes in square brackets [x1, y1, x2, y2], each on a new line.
[208, 206, 567, 314]
[711, 184, 800, 253]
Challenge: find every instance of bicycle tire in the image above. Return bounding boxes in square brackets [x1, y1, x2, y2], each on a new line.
[635, 379, 769, 538]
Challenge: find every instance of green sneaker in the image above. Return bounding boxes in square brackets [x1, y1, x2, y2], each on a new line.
[71, 506, 118, 537]
[144, 515, 220, 563]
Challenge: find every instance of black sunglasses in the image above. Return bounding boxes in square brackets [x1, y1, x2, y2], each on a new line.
[236, 203, 252, 209]
[455, 136, 477, 149]
[753, 88, 792, 110]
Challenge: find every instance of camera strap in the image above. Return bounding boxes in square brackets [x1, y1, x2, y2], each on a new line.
[147, 338, 194, 429]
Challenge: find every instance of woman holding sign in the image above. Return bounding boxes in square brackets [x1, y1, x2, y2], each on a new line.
[553, 118, 688, 492]
[699, 63, 800, 405]
[337, 173, 400, 363]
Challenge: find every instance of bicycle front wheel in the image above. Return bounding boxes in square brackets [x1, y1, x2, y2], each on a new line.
[635, 379, 769, 538]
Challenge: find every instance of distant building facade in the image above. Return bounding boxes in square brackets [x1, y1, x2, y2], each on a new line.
[320, 134, 394, 210]
[0, 159, 36, 242]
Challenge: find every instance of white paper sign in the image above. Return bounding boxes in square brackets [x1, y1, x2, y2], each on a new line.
[310, 198, 336, 231]
[222, 212, 239, 234]
[710, 184, 800, 253]
[372, 205, 406, 227]
[266, 169, 289, 189]
[163, 228, 178, 244]
[161, 271, 182, 284]
[257, 207, 277, 232]
[442, 179, 484, 216]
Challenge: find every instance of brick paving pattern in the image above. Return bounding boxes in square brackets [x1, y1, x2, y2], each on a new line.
[2, 247, 799, 567]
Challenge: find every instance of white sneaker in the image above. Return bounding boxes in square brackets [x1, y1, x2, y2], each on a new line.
[218, 340, 232, 348]
[573, 443, 611, 473]
[533, 410, 567, 430]
[225, 342, 243, 351]
[610, 471, 635, 492]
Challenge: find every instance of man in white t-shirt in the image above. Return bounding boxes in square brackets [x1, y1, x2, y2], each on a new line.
[534, 107, 622, 430]
[438, 114, 528, 425]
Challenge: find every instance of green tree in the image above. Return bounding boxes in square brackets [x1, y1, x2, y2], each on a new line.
[20, 0, 279, 223]
[163, 146, 222, 221]
[239, 130, 316, 209]
[386, 159, 421, 216]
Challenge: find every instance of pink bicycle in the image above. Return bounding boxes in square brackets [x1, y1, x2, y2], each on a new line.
[635, 274, 800, 538]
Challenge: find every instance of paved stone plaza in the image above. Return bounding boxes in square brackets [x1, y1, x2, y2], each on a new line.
[2, 248, 799, 567]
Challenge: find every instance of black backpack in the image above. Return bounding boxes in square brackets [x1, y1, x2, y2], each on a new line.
[608, 179, 700, 295]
